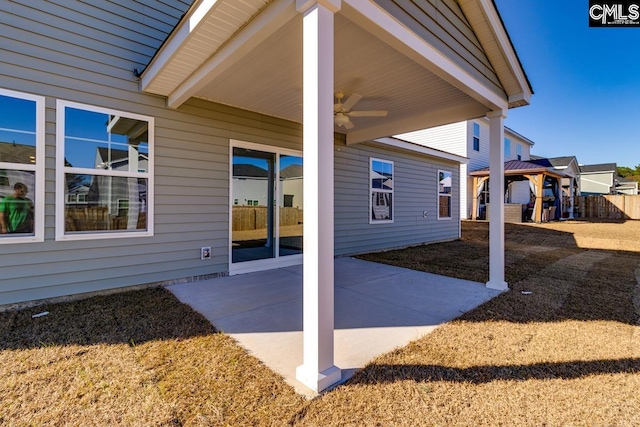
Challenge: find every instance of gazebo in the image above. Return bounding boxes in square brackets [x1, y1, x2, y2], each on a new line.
[470, 160, 566, 223]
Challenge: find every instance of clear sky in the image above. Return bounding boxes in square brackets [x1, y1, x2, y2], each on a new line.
[494, 0, 640, 168]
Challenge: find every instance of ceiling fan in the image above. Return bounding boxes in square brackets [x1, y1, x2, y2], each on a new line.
[334, 92, 387, 129]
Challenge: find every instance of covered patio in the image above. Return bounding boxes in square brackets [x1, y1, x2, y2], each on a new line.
[140, 0, 532, 391]
[168, 257, 501, 396]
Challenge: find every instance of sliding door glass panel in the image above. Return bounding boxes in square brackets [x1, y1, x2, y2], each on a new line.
[279, 155, 303, 257]
[232, 147, 276, 263]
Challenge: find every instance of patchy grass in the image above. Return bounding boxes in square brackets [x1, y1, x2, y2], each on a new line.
[2, 220, 640, 426]
[0, 288, 305, 426]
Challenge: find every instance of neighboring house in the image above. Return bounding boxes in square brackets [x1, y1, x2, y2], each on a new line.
[530, 156, 580, 218]
[579, 163, 617, 195]
[0, 0, 532, 391]
[396, 120, 535, 219]
[615, 177, 639, 195]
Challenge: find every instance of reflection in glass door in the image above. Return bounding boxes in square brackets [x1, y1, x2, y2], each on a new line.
[232, 147, 276, 263]
[279, 155, 303, 257]
[231, 146, 303, 266]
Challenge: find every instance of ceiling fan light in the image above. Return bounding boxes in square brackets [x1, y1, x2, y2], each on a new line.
[334, 112, 350, 126]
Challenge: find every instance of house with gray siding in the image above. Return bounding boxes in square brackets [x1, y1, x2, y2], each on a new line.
[396, 120, 535, 219]
[615, 177, 639, 195]
[579, 163, 617, 195]
[0, 0, 532, 391]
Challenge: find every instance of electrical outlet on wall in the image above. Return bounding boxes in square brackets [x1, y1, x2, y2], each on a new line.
[423, 211, 428, 218]
[201, 247, 212, 260]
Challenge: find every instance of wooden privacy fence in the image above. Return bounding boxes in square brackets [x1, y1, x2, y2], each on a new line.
[65, 207, 147, 231]
[576, 195, 640, 220]
[232, 206, 303, 231]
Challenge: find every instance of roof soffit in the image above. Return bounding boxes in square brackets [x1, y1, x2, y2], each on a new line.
[140, 0, 527, 143]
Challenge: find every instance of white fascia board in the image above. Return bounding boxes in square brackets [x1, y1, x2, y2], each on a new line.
[141, 0, 221, 93]
[477, 0, 532, 104]
[342, 0, 508, 112]
[346, 102, 488, 145]
[167, 0, 297, 108]
[375, 137, 468, 164]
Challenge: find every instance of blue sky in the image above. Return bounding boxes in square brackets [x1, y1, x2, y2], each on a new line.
[494, 0, 640, 168]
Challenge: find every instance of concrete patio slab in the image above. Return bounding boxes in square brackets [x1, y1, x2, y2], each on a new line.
[168, 257, 501, 395]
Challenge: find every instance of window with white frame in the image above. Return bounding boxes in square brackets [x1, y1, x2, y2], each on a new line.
[370, 158, 393, 223]
[0, 89, 45, 243]
[472, 122, 480, 151]
[56, 100, 153, 240]
[504, 138, 511, 157]
[516, 143, 522, 160]
[438, 170, 452, 219]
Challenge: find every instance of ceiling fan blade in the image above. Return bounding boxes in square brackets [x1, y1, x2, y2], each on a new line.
[341, 93, 362, 112]
[348, 110, 388, 117]
[343, 118, 355, 129]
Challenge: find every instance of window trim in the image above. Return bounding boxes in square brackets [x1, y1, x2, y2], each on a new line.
[55, 100, 154, 241]
[369, 157, 394, 224]
[0, 88, 45, 244]
[437, 169, 453, 220]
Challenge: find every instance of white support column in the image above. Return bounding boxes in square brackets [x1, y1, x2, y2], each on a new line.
[486, 110, 508, 291]
[295, 0, 342, 393]
[569, 177, 575, 219]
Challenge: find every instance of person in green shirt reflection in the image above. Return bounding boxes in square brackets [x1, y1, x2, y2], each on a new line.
[0, 182, 34, 234]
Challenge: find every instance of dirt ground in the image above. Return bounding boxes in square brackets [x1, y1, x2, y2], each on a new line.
[1, 219, 639, 426]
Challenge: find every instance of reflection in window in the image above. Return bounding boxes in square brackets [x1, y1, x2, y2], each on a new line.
[438, 170, 452, 219]
[0, 89, 43, 242]
[63, 174, 148, 232]
[0, 174, 35, 235]
[473, 122, 480, 151]
[57, 101, 153, 238]
[370, 158, 393, 222]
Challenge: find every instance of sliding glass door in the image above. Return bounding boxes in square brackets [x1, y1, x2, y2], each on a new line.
[230, 142, 302, 273]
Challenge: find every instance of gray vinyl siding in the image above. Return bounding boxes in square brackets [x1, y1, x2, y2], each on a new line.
[0, 0, 304, 305]
[0, 0, 465, 305]
[334, 140, 460, 256]
[580, 172, 614, 195]
[374, 0, 504, 97]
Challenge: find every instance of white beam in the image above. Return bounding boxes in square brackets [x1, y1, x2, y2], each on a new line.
[374, 137, 468, 164]
[346, 101, 489, 145]
[295, 0, 342, 393]
[341, 0, 508, 112]
[486, 110, 508, 291]
[166, 0, 298, 108]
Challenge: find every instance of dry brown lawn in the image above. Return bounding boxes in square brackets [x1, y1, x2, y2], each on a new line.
[2, 219, 640, 426]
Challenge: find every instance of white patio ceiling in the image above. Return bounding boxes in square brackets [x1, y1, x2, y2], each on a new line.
[141, 0, 529, 144]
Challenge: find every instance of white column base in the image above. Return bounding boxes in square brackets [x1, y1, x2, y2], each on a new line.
[296, 364, 342, 393]
[486, 280, 509, 291]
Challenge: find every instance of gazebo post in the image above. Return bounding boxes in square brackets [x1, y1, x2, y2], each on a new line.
[569, 177, 575, 219]
[472, 176, 479, 220]
[534, 174, 544, 223]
